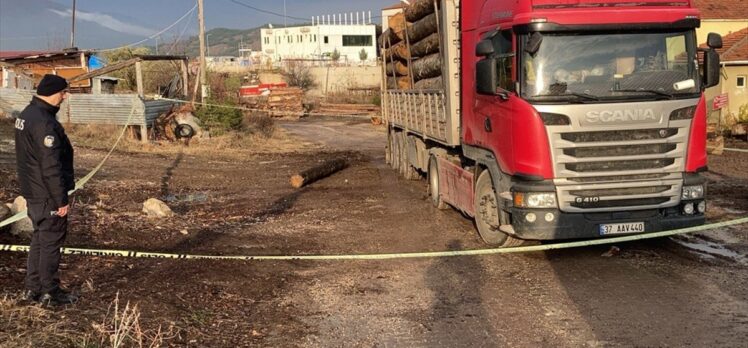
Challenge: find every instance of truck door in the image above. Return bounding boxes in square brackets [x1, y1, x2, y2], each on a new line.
[474, 29, 516, 172]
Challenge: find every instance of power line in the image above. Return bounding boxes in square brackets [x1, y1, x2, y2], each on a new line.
[97, 2, 198, 52]
[228, 0, 308, 21]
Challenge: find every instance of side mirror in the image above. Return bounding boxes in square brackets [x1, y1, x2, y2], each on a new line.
[707, 33, 722, 49]
[476, 57, 498, 95]
[476, 39, 494, 57]
[524, 32, 543, 56]
[703, 49, 721, 89]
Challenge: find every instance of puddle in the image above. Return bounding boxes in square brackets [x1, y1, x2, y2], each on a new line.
[164, 192, 209, 203]
[671, 235, 747, 265]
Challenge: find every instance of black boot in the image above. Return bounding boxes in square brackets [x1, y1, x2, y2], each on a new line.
[22, 289, 41, 302]
[39, 288, 78, 306]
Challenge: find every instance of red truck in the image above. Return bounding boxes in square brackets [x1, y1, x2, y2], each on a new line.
[381, 0, 723, 246]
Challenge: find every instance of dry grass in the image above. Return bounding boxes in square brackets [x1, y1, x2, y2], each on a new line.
[0, 294, 79, 347]
[0, 293, 176, 348]
[65, 123, 318, 160]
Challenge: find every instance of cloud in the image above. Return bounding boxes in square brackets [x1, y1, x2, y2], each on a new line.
[49, 8, 155, 37]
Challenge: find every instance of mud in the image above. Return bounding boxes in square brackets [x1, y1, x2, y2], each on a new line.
[1, 117, 747, 347]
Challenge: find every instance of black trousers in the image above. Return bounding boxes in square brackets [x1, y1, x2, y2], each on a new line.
[25, 199, 68, 294]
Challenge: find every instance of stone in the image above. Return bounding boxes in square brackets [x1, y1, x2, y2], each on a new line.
[142, 198, 173, 218]
[9, 196, 33, 238]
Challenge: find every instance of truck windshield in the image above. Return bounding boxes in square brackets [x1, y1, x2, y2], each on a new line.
[521, 31, 699, 102]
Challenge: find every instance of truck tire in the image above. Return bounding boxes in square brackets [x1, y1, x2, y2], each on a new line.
[428, 156, 448, 209]
[474, 170, 525, 247]
[391, 129, 401, 171]
[399, 133, 419, 180]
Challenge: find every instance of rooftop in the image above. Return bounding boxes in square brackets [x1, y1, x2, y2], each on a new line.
[715, 27, 748, 62]
[693, 0, 748, 20]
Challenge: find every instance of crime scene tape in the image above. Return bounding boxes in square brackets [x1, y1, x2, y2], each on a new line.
[155, 96, 373, 119]
[2, 216, 747, 260]
[723, 147, 748, 153]
[0, 104, 137, 229]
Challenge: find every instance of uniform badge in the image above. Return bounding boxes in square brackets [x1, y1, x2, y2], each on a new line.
[14, 119, 25, 130]
[44, 135, 55, 148]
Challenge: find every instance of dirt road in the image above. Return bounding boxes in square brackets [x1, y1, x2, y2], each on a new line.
[1, 118, 747, 347]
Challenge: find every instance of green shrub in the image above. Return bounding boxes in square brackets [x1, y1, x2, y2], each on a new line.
[194, 99, 243, 135]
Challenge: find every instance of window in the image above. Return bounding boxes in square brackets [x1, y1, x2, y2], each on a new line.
[324, 36, 329, 44]
[738, 75, 746, 88]
[492, 30, 514, 92]
[342, 35, 372, 47]
[314, 35, 317, 42]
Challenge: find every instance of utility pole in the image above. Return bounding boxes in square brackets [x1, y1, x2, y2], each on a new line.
[70, 0, 77, 48]
[283, 0, 287, 27]
[197, 0, 209, 103]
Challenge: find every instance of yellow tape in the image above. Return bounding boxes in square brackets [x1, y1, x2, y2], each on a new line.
[2, 216, 747, 261]
[0, 104, 136, 229]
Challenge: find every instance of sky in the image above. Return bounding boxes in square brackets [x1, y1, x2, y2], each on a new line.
[0, 0, 398, 51]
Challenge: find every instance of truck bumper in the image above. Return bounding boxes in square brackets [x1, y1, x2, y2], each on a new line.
[508, 202, 706, 240]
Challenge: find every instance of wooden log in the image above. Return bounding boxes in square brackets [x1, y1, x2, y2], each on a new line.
[412, 53, 442, 81]
[404, 0, 435, 22]
[406, 13, 437, 44]
[387, 76, 412, 90]
[384, 41, 410, 61]
[413, 76, 443, 90]
[388, 12, 407, 35]
[378, 28, 401, 47]
[410, 32, 440, 58]
[386, 60, 409, 76]
[290, 158, 349, 188]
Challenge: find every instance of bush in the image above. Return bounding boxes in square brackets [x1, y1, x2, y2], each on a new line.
[243, 112, 275, 138]
[281, 62, 316, 90]
[194, 98, 244, 135]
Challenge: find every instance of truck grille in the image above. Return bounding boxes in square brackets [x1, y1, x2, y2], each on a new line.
[537, 100, 695, 213]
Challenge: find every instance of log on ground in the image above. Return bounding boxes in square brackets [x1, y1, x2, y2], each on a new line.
[413, 76, 443, 90]
[410, 32, 440, 58]
[290, 158, 349, 188]
[412, 53, 442, 81]
[404, 0, 436, 22]
[386, 61, 409, 76]
[406, 13, 437, 43]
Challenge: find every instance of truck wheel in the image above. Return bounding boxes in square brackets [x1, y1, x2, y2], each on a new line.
[391, 130, 401, 171]
[474, 170, 524, 247]
[399, 133, 419, 180]
[428, 156, 447, 209]
[385, 128, 392, 165]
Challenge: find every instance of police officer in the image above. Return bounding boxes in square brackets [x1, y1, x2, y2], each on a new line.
[15, 74, 77, 305]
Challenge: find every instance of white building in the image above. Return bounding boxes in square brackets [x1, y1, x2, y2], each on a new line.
[260, 12, 377, 64]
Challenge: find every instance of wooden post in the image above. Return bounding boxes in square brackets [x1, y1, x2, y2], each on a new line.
[180, 59, 189, 98]
[135, 61, 147, 143]
[135, 60, 144, 97]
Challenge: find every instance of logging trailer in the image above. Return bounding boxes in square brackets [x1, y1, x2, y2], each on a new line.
[381, 0, 723, 246]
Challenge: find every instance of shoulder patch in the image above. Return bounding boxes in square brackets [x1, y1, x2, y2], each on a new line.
[14, 119, 25, 130]
[44, 135, 55, 148]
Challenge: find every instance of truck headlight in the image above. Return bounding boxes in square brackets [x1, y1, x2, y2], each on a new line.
[514, 192, 557, 208]
[681, 185, 704, 200]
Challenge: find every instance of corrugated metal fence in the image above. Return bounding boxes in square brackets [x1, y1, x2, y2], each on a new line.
[0, 88, 177, 127]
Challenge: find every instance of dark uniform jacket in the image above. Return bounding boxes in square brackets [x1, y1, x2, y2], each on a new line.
[15, 96, 75, 208]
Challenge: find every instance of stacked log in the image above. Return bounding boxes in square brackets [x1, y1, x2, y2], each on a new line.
[381, 0, 443, 91]
[241, 87, 304, 118]
[404, 0, 435, 22]
[312, 103, 380, 117]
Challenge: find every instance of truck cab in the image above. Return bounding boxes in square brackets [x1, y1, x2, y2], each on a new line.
[381, 0, 722, 246]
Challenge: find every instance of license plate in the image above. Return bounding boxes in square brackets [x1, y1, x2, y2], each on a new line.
[599, 222, 645, 235]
